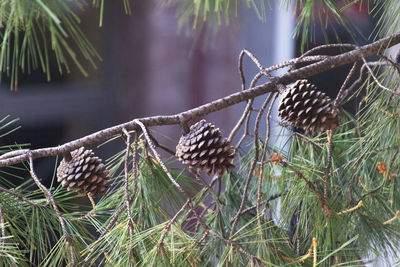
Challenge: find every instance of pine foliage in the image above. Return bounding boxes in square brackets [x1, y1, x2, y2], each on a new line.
[0, 0, 101, 90]
[1, 0, 400, 266]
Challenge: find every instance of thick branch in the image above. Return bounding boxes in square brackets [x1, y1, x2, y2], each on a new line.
[1, 33, 400, 168]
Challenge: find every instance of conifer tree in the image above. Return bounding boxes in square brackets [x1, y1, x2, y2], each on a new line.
[1, 1, 400, 266]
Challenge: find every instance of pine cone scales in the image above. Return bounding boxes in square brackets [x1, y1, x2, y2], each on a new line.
[57, 147, 110, 196]
[278, 80, 339, 133]
[176, 120, 235, 175]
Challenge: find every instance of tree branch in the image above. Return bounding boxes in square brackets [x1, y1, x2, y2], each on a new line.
[0, 185, 41, 208]
[1, 33, 399, 169]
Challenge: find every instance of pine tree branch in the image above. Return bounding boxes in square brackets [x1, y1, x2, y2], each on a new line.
[0, 206, 5, 252]
[98, 134, 140, 240]
[282, 161, 334, 216]
[323, 130, 334, 198]
[333, 61, 358, 107]
[158, 199, 191, 246]
[0, 185, 41, 208]
[137, 119, 266, 265]
[0, 206, 15, 266]
[189, 169, 222, 206]
[28, 154, 76, 266]
[334, 145, 400, 175]
[257, 94, 278, 222]
[227, 50, 260, 143]
[1, 33, 400, 169]
[121, 128, 134, 244]
[361, 150, 399, 199]
[360, 54, 400, 96]
[132, 134, 139, 208]
[229, 93, 275, 239]
[232, 69, 267, 148]
[231, 192, 285, 222]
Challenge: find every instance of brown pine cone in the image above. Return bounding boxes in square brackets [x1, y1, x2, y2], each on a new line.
[176, 120, 235, 175]
[278, 80, 339, 133]
[57, 147, 110, 196]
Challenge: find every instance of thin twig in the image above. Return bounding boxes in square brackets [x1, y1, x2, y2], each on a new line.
[299, 43, 356, 59]
[136, 120, 266, 266]
[333, 145, 400, 174]
[238, 50, 247, 91]
[312, 237, 317, 267]
[230, 93, 275, 239]
[0, 185, 40, 208]
[193, 212, 267, 267]
[339, 61, 387, 105]
[323, 130, 334, 199]
[0, 206, 5, 253]
[135, 120, 187, 196]
[147, 130, 175, 156]
[71, 212, 96, 221]
[228, 49, 270, 143]
[189, 169, 222, 205]
[235, 110, 252, 149]
[361, 150, 399, 199]
[240, 49, 264, 70]
[257, 94, 278, 223]
[193, 201, 215, 233]
[228, 49, 254, 142]
[194, 229, 209, 247]
[293, 133, 327, 148]
[122, 128, 134, 246]
[336, 63, 369, 105]
[334, 62, 359, 107]
[231, 192, 285, 222]
[99, 201, 132, 239]
[336, 200, 363, 215]
[378, 52, 400, 74]
[187, 170, 225, 234]
[382, 210, 400, 225]
[361, 54, 400, 96]
[97, 137, 140, 239]
[158, 199, 190, 246]
[265, 55, 328, 73]
[28, 153, 76, 266]
[281, 161, 334, 216]
[229, 99, 254, 144]
[132, 134, 139, 206]
[229, 70, 265, 143]
[234, 70, 268, 148]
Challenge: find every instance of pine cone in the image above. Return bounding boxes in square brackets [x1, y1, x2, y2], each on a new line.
[57, 147, 110, 196]
[278, 80, 339, 133]
[176, 120, 235, 175]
